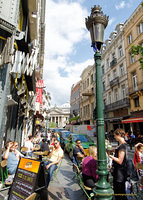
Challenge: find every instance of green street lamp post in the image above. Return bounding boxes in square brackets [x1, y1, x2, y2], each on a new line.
[86, 5, 113, 199]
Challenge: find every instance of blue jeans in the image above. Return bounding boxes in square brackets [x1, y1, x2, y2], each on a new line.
[45, 161, 57, 187]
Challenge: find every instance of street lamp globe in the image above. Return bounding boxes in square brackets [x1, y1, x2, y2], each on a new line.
[85, 5, 108, 51]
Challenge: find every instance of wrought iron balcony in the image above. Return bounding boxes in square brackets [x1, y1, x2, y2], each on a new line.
[110, 58, 117, 68]
[110, 76, 119, 88]
[128, 82, 143, 95]
[105, 98, 130, 111]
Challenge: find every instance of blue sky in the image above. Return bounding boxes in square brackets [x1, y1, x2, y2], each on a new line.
[43, 0, 142, 106]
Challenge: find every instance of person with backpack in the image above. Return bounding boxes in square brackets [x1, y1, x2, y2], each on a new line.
[108, 128, 127, 200]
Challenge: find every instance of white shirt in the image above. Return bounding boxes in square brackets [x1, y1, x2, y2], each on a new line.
[24, 140, 33, 152]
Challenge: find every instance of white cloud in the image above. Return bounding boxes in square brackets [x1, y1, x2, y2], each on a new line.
[43, 57, 94, 106]
[43, 0, 92, 106]
[108, 17, 115, 26]
[45, 0, 88, 58]
[115, 1, 125, 10]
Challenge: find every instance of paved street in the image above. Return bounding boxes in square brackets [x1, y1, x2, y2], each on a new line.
[48, 153, 86, 200]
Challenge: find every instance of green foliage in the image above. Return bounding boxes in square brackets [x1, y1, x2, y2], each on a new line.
[49, 122, 57, 128]
[69, 116, 79, 123]
[130, 45, 143, 69]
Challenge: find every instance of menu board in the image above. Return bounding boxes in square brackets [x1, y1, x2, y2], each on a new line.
[8, 158, 41, 200]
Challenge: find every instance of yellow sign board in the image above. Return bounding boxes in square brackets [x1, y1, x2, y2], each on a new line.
[19, 158, 40, 174]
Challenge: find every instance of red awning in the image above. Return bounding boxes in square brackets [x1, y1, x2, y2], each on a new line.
[122, 117, 143, 123]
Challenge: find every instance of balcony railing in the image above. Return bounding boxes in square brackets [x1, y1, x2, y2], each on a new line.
[110, 76, 119, 88]
[128, 82, 143, 95]
[105, 98, 130, 111]
[110, 58, 117, 68]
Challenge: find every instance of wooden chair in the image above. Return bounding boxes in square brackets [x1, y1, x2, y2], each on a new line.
[21, 147, 28, 152]
[0, 160, 8, 186]
[73, 163, 94, 200]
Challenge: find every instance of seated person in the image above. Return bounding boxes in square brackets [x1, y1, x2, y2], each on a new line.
[73, 139, 86, 167]
[40, 139, 49, 152]
[13, 141, 24, 159]
[82, 146, 98, 188]
[2, 141, 19, 175]
[24, 136, 36, 156]
[45, 139, 64, 187]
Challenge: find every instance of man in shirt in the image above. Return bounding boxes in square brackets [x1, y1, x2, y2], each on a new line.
[24, 136, 35, 156]
[73, 139, 86, 167]
[2, 141, 19, 174]
[45, 139, 64, 187]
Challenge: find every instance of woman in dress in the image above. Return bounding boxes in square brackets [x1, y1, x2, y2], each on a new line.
[108, 128, 127, 200]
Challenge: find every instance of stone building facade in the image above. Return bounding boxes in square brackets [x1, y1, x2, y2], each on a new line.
[49, 103, 70, 128]
[122, 3, 143, 134]
[80, 65, 95, 125]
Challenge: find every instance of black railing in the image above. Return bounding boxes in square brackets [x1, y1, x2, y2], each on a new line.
[128, 82, 143, 95]
[105, 98, 130, 111]
[110, 58, 117, 68]
[110, 76, 119, 88]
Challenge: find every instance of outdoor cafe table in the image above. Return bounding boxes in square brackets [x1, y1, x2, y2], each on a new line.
[33, 151, 49, 161]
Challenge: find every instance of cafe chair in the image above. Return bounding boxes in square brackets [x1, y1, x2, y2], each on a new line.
[0, 160, 8, 186]
[50, 157, 64, 183]
[73, 163, 94, 200]
[43, 151, 49, 156]
[21, 147, 28, 156]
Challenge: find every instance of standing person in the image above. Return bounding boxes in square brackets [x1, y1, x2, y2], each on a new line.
[45, 139, 64, 187]
[133, 143, 143, 189]
[73, 139, 86, 167]
[47, 129, 51, 144]
[2, 141, 19, 175]
[129, 132, 135, 150]
[108, 128, 127, 200]
[82, 146, 98, 188]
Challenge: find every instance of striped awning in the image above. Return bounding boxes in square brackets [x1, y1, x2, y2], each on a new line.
[122, 117, 143, 123]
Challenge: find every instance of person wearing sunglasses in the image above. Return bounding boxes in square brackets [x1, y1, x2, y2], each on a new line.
[45, 139, 64, 187]
[13, 141, 24, 160]
[73, 139, 86, 167]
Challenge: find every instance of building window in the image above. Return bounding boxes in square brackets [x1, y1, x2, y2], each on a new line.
[114, 88, 118, 102]
[130, 53, 135, 64]
[107, 74, 110, 85]
[113, 69, 117, 79]
[106, 58, 109, 68]
[87, 78, 89, 87]
[112, 52, 115, 59]
[128, 34, 132, 44]
[103, 99, 106, 109]
[102, 81, 105, 92]
[120, 64, 124, 76]
[134, 97, 139, 107]
[132, 72, 138, 91]
[118, 46, 123, 57]
[102, 65, 105, 75]
[108, 92, 111, 104]
[90, 74, 93, 84]
[138, 22, 143, 34]
[121, 84, 126, 99]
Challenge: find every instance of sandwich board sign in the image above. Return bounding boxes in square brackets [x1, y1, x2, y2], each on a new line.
[8, 157, 46, 200]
